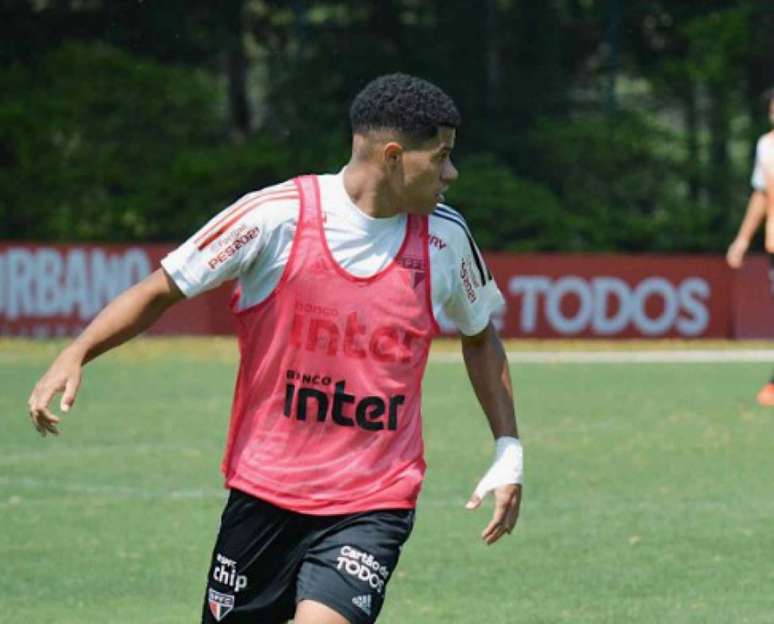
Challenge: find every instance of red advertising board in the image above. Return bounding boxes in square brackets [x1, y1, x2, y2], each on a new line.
[732, 255, 774, 339]
[0, 243, 234, 338]
[0, 243, 766, 339]
[481, 253, 733, 339]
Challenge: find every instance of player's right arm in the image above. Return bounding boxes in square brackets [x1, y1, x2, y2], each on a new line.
[27, 268, 184, 436]
[28, 180, 297, 435]
[727, 190, 767, 268]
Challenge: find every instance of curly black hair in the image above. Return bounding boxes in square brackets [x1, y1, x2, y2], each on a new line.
[349, 73, 460, 144]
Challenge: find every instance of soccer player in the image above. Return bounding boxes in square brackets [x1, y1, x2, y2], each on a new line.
[27, 73, 523, 623]
[726, 86, 774, 406]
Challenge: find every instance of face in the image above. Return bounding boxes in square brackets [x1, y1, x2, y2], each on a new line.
[391, 127, 458, 215]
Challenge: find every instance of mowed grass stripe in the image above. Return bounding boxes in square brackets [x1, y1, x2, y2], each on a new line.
[3, 340, 774, 623]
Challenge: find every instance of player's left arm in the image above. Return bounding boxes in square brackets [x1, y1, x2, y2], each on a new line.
[430, 207, 522, 544]
[764, 186, 774, 254]
[762, 139, 774, 252]
[461, 322, 522, 545]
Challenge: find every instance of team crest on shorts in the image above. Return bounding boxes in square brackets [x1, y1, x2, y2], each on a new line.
[208, 588, 235, 621]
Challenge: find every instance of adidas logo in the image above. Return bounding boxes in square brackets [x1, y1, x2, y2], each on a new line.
[352, 594, 372, 616]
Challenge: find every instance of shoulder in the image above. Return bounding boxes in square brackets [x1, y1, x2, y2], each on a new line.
[757, 133, 774, 170]
[757, 132, 774, 153]
[429, 204, 484, 265]
[234, 179, 300, 222]
[190, 179, 299, 257]
[428, 203, 492, 285]
[208, 180, 300, 243]
[428, 203, 476, 250]
[759, 132, 774, 153]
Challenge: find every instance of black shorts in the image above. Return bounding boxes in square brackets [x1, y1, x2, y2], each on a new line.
[201, 489, 415, 624]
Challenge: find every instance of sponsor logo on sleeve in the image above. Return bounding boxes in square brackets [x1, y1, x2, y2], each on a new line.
[463, 254, 482, 288]
[460, 257, 478, 303]
[207, 226, 260, 270]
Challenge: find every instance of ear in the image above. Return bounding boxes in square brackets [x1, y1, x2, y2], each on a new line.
[383, 141, 404, 167]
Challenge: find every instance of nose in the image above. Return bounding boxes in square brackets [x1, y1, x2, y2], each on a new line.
[442, 159, 458, 184]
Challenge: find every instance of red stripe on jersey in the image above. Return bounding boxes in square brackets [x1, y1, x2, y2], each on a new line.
[194, 184, 295, 246]
[196, 191, 298, 250]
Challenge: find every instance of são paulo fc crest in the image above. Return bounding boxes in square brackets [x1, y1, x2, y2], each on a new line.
[208, 588, 235, 621]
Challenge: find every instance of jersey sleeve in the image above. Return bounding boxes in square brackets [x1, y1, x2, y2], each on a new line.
[161, 181, 297, 298]
[760, 136, 774, 175]
[431, 206, 506, 336]
[753, 135, 774, 191]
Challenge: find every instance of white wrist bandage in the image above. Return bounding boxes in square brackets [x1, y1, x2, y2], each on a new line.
[473, 436, 523, 500]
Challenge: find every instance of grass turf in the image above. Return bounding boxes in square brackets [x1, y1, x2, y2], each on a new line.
[3, 338, 774, 623]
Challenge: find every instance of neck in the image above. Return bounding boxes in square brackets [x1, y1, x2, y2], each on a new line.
[342, 162, 400, 219]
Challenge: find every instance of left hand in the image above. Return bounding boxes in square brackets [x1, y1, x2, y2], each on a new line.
[466, 483, 522, 545]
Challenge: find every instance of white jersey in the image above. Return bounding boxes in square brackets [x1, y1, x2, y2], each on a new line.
[162, 170, 505, 336]
[751, 132, 774, 191]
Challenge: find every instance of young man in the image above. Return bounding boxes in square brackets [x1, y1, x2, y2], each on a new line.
[27, 74, 523, 623]
[726, 87, 774, 406]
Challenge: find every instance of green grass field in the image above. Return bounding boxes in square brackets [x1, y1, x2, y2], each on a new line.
[3, 339, 774, 623]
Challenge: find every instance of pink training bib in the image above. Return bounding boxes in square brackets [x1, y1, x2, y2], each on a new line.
[221, 175, 439, 514]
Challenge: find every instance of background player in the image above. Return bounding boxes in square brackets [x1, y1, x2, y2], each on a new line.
[726, 86, 774, 406]
[27, 74, 523, 623]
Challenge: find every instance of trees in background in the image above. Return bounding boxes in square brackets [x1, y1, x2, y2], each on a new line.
[1, 0, 771, 251]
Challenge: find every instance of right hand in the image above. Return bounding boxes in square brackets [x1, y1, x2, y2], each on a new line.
[726, 238, 749, 269]
[27, 349, 83, 436]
